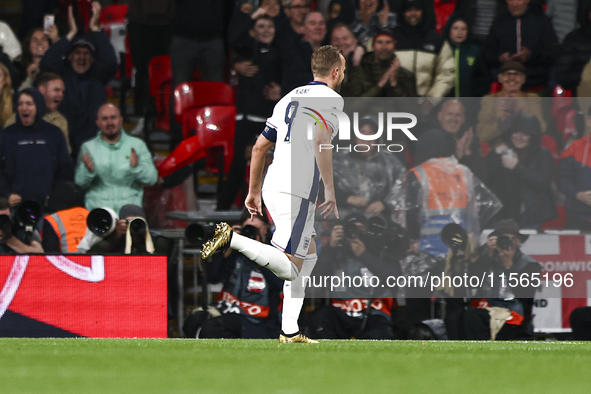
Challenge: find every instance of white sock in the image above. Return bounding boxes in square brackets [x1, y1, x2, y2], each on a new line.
[230, 232, 298, 281]
[281, 253, 318, 335]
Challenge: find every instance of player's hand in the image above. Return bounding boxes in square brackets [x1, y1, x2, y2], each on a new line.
[130, 148, 139, 168]
[349, 238, 366, 257]
[347, 195, 368, 208]
[365, 200, 385, 216]
[8, 193, 22, 208]
[330, 225, 343, 247]
[319, 187, 339, 219]
[245, 192, 262, 219]
[81, 152, 95, 172]
[89, 1, 102, 32]
[234, 61, 259, 77]
[66, 5, 78, 41]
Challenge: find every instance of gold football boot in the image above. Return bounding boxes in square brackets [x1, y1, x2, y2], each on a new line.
[279, 333, 319, 344]
[201, 223, 232, 260]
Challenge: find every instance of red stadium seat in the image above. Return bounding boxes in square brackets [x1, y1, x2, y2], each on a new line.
[157, 82, 236, 178]
[541, 206, 567, 230]
[148, 55, 202, 132]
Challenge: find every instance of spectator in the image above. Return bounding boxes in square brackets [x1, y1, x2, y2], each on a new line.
[0, 21, 22, 62]
[304, 218, 399, 340]
[16, 28, 54, 91]
[127, 0, 174, 120]
[42, 181, 88, 254]
[555, 1, 591, 91]
[446, 220, 540, 340]
[281, 11, 327, 93]
[229, 0, 281, 52]
[168, 0, 234, 149]
[334, 117, 406, 214]
[392, 0, 455, 109]
[0, 197, 44, 254]
[5, 72, 70, 153]
[476, 61, 546, 145]
[330, 23, 365, 67]
[442, 14, 489, 97]
[0, 62, 12, 129]
[484, 0, 558, 91]
[557, 109, 591, 231]
[275, 0, 311, 53]
[343, 29, 417, 97]
[75, 104, 158, 214]
[183, 211, 283, 339]
[437, 99, 488, 183]
[0, 88, 73, 207]
[217, 14, 282, 211]
[350, 0, 398, 50]
[485, 113, 556, 229]
[452, 0, 505, 45]
[40, 3, 118, 158]
[401, 129, 501, 259]
[546, 0, 578, 43]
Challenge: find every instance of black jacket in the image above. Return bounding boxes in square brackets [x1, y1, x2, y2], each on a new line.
[229, 9, 281, 118]
[555, 1, 591, 91]
[485, 114, 557, 226]
[172, 0, 233, 40]
[39, 31, 118, 158]
[484, 5, 558, 90]
[0, 88, 73, 205]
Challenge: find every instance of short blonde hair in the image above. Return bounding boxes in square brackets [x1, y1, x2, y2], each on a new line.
[311, 45, 343, 78]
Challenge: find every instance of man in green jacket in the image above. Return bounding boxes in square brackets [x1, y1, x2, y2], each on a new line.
[343, 29, 417, 98]
[75, 103, 158, 214]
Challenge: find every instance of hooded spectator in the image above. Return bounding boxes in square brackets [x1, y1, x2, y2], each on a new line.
[392, 0, 455, 108]
[0, 88, 73, 207]
[485, 113, 557, 229]
[442, 14, 489, 97]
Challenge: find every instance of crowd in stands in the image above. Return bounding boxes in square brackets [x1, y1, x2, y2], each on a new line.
[2, 0, 591, 340]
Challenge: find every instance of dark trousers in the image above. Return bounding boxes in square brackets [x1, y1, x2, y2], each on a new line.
[169, 35, 225, 149]
[183, 311, 241, 339]
[128, 21, 171, 117]
[216, 118, 264, 210]
[570, 307, 591, 340]
[305, 305, 395, 340]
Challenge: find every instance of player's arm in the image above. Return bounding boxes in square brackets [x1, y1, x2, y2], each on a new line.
[315, 123, 339, 219]
[246, 133, 275, 218]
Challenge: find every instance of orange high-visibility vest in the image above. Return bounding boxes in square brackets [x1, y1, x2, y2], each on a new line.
[44, 207, 89, 253]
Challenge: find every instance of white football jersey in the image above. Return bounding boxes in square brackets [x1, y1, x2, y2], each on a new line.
[261, 82, 344, 202]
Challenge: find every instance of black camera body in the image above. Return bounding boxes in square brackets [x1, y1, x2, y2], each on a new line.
[340, 213, 390, 248]
[496, 234, 514, 251]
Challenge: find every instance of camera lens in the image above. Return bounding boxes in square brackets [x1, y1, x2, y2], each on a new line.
[87, 208, 114, 236]
[496, 235, 513, 251]
[441, 223, 467, 249]
[240, 225, 259, 240]
[16, 201, 41, 226]
[344, 222, 361, 240]
[129, 218, 147, 236]
[367, 216, 387, 239]
[185, 223, 216, 244]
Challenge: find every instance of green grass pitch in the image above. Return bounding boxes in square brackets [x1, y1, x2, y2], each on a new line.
[1, 339, 590, 393]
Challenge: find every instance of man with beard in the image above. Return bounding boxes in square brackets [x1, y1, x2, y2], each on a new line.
[75, 104, 157, 214]
[40, 2, 118, 158]
[344, 29, 417, 97]
[5, 72, 70, 153]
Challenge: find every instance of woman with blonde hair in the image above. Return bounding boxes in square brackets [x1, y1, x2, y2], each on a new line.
[0, 62, 13, 128]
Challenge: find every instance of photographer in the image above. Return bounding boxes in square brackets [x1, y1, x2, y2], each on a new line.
[445, 219, 541, 340]
[304, 214, 402, 339]
[183, 210, 283, 339]
[0, 197, 43, 254]
[85, 204, 168, 255]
